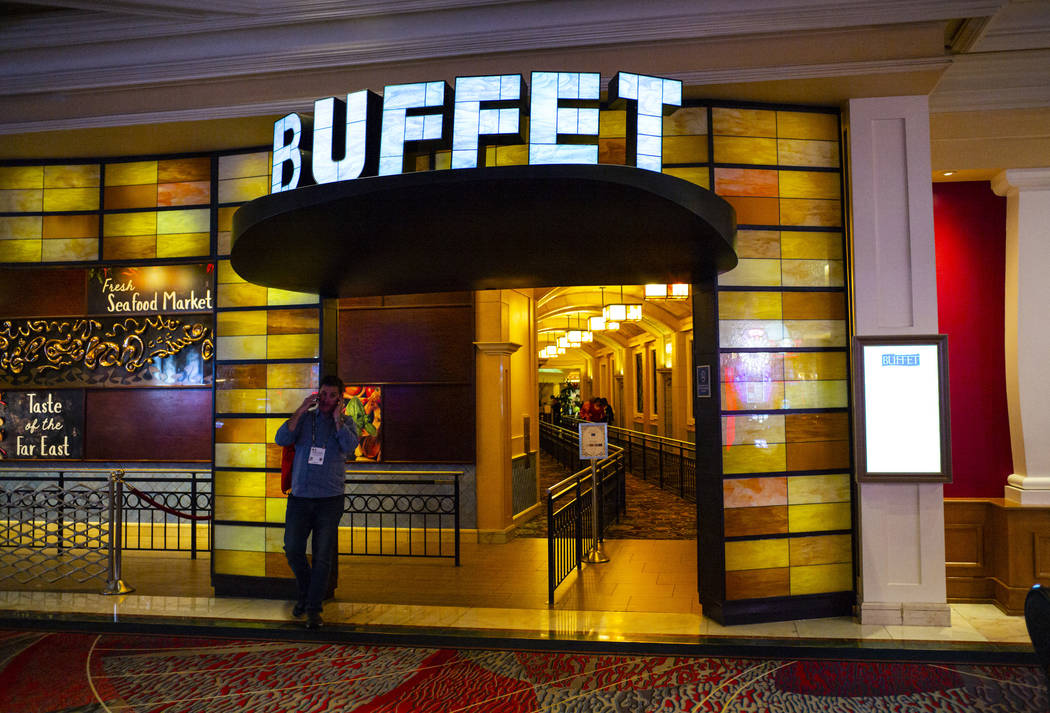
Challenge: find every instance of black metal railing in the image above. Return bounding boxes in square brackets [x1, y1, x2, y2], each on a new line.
[563, 417, 697, 502]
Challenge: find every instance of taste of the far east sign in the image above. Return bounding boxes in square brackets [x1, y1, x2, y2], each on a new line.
[87, 264, 214, 315]
[0, 390, 84, 460]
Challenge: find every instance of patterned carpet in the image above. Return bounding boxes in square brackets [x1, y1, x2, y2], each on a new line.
[0, 628, 1044, 712]
[517, 452, 697, 539]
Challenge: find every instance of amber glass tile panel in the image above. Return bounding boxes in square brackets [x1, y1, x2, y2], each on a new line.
[599, 109, 626, 137]
[157, 233, 210, 258]
[495, 145, 529, 166]
[265, 443, 283, 469]
[717, 259, 781, 287]
[215, 526, 267, 552]
[265, 500, 287, 525]
[725, 568, 789, 600]
[159, 181, 210, 206]
[723, 443, 786, 474]
[781, 231, 843, 259]
[722, 196, 779, 226]
[217, 335, 266, 360]
[783, 351, 847, 382]
[718, 292, 781, 320]
[782, 292, 845, 320]
[159, 157, 210, 183]
[215, 388, 267, 414]
[725, 538, 788, 571]
[104, 212, 156, 237]
[214, 470, 266, 497]
[0, 240, 41, 262]
[662, 136, 708, 163]
[267, 308, 320, 335]
[42, 188, 98, 211]
[665, 107, 708, 136]
[157, 208, 208, 234]
[713, 108, 777, 137]
[42, 214, 97, 239]
[42, 239, 97, 262]
[782, 259, 844, 287]
[777, 139, 840, 168]
[713, 136, 778, 165]
[104, 184, 156, 210]
[105, 161, 157, 186]
[266, 418, 286, 444]
[598, 139, 626, 165]
[214, 495, 265, 522]
[215, 443, 265, 469]
[218, 282, 268, 308]
[219, 152, 270, 180]
[0, 216, 41, 239]
[721, 382, 785, 411]
[721, 351, 785, 384]
[217, 259, 245, 284]
[782, 319, 847, 348]
[217, 206, 237, 255]
[103, 236, 156, 260]
[780, 198, 842, 227]
[213, 550, 265, 576]
[721, 414, 785, 446]
[777, 111, 838, 141]
[724, 505, 788, 537]
[0, 166, 43, 189]
[714, 168, 778, 197]
[719, 319, 784, 348]
[789, 533, 851, 566]
[787, 473, 850, 504]
[44, 164, 99, 188]
[268, 388, 313, 414]
[434, 152, 452, 171]
[662, 167, 710, 189]
[0, 189, 42, 212]
[785, 412, 849, 443]
[217, 310, 267, 336]
[267, 363, 317, 389]
[217, 363, 267, 390]
[784, 380, 848, 409]
[266, 333, 319, 360]
[779, 170, 841, 200]
[788, 502, 851, 532]
[265, 472, 286, 498]
[723, 476, 787, 508]
[733, 230, 780, 259]
[791, 562, 852, 595]
[786, 440, 850, 471]
[214, 417, 266, 443]
[267, 288, 319, 306]
[219, 176, 270, 204]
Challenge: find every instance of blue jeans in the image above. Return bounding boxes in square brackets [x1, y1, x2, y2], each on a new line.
[283, 494, 343, 613]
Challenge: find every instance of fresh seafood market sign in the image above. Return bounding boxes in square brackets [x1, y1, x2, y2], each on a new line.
[272, 71, 682, 192]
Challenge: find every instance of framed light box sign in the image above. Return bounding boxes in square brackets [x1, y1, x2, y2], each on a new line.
[853, 335, 952, 483]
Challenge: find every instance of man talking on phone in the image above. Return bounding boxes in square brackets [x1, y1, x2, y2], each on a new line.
[275, 374, 357, 629]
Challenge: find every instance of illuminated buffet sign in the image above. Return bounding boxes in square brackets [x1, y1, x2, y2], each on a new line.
[88, 264, 214, 315]
[272, 71, 683, 192]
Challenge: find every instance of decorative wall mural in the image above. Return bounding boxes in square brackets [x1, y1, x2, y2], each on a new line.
[343, 385, 381, 461]
[0, 315, 214, 388]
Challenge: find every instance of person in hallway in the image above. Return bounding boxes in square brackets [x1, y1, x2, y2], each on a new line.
[275, 375, 358, 629]
[598, 397, 614, 426]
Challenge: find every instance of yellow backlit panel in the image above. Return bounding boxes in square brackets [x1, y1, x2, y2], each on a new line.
[217, 232, 233, 257]
[782, 259, 844, 287]
[725, 538, 788, 571]
[0, 166, 43, 189]
[266, 418, 287, 444]
[104, 212, 156, 237]
[779, 171, 840, 200]
[781, 232, 843, 259]
[43, 214, 97, 239]
[721, 351, 785, 382]
[777, 111, 838, 141]
[42, 188, 99, 212]
[784, 380, 848, 409]
[494, 145, 529, 166]
[159, 157, 210, 183]
[713, 136, 777, 165]
[217, 335, 267, 360]
[217, 310, 268, 336]
[714, 168, 778, 197]
[217, 206, 236, 233]
[214, 495, 266, 522]
[0, 240, 42, 262]
[665, 107, 708, 136]
[721, 382, 785, 411]
[103, 236, 156, 260]
[717, 259, 781, 287]
[661, 167, 710, 189]
[44, 164, 99, 188]
[0, 216, 42, 239]
[157, 208, 209, 234]
[777, 139, 840, 168]
[267, 362, 318, 389]
[213, 549, 266, 576]
[789, 534, 851, 566]
[0, 190, 42, 213]
[159, 181, 210, 206]
[662, 136, 708, 163]
[218, 283, 268, 308]
[106, 160, 157, 186]
[219, 176, 270, 204]
[267, 288, 319, 306]
[780, 198, 841, 227]
[434, 151, 451, 170]
[42, 239, 97, 262]
[266, 334, 319, 360]
[788, 502, 852, 533]
[722, 443, 787, 474]
[219, 152, 270, 180]
[723, 476, 786, 508]
[217, 259, 245, 284]
[214, 419, 266, 445]
[599, 109, 626, 137]
[712, 108, 777, 138]
[721, 414, 786, 447]
[783, 352, 847, 381]
[265, 526, 286, 553]
[267, 388, 314, 414]
[787, 474, 851, 505]
[718, 291, 782, 320]
[782, 319, 847, 348]
[214, 443, 265, 469]
[719, 319, 784, 349]
[790, 562, 852, 595]
[215, 388, 267, 414]
[157, 233, 210, 258]
[734, 230, 780, 259]
[266, 499, 287, 523]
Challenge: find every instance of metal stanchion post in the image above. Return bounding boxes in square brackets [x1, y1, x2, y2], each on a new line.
[583, 459, 609, 563]
[102, 469, 134, 595]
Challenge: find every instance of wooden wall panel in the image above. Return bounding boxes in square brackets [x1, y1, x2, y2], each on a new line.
[85, 388, 212, 461]
[0, 267, 86, 317]
[381, 384, 474, 462]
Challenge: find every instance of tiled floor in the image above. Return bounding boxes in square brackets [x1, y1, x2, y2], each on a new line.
[0, 538, 1034, 650]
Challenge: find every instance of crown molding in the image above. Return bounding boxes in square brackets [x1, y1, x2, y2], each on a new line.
[992, 167, 1050, 196]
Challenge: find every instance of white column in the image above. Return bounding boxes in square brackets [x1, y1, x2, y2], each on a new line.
[992, 169, 1050, 504]
[847, 96, 949, 627]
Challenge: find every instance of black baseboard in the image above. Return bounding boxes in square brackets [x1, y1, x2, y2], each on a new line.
[706, 591, 855, 626]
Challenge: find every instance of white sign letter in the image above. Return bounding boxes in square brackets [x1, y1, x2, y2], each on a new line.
[379, 81, 452, 176]
[312, 90, 382, 184]
[451, 75, 526, 169]
[528, 72, 599, 165]
[608, 72, 682, 172]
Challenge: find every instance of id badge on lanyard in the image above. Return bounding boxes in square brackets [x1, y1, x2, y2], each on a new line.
[308, 411, 326, 465]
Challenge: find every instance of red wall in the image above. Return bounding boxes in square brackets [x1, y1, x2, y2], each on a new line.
[933, 181, 1012, 497]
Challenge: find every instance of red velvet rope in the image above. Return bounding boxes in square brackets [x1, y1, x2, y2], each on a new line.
[122, 480, 211, 521]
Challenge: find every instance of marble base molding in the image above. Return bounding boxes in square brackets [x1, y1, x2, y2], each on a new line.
[1005, 474, 1050, 505]
[858, 602, 952, 627]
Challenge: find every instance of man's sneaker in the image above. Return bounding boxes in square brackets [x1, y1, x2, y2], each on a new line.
[306, 611, 323, 629]
[292, 602, 306, 618]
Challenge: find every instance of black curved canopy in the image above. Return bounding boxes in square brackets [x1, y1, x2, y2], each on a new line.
[231, 163, 736, 297]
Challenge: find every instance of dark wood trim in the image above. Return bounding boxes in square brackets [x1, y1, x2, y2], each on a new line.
[711, 591, 855, 626]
